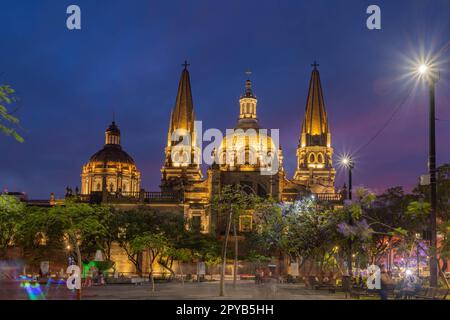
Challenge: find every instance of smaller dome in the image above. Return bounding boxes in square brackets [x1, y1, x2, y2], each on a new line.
[89, 144, 136, 165]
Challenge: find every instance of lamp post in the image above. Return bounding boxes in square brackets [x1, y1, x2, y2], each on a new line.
[341, 156, 354, 277]
[418, 63, 439, 287]
[341, 157, 354, 200]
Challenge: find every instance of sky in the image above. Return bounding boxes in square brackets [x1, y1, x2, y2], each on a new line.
[1, 0, 450, 199]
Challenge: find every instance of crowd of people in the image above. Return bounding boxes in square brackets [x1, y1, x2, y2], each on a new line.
[83, 264, 105, 287]
[255, 264, 426, 300]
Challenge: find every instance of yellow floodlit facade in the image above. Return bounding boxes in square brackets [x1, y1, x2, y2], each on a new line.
[80, 63, 340, 236]
[76, 62, 342, 275]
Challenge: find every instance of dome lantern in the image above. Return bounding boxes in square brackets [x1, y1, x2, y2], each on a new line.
[105, 121, 121, 145]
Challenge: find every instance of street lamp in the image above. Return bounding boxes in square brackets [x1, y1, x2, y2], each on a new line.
[417, 62, 439, 287]
[340, 155, 355, 278]
[340, 156, 354, 200]
[418, 64, 428, 75]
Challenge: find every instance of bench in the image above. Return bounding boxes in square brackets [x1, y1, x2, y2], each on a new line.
[349, 287, 379, 299]
[106, 277, 146, 285]
[314, 283, 338, 291]
[305, 276, 319, 289]
[349, 284, 398, 299]
[415, 287, 449, 300]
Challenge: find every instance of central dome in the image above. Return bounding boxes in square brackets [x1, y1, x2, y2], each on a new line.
[218, 129, 277, 170]
[215, 77, 281, 172]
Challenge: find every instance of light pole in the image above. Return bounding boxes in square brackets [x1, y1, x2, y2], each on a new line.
[418, 63, 439, 287]
[341, 156, 354, 277]
[341, 157, 354, 200]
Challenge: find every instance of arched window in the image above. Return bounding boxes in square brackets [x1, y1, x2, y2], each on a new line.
[221, 152, 227, 165]
[309, 153, 316, 163]
[317, 153, 324, 164]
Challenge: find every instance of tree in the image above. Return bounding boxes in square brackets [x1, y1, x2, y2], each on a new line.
[251, 197, 282, 249]
[250, 197, 285, 271]
[0, 195, 25, 258]
[41, 201, 107, 300]
[131, 232, 168, 292]
[203, 249, 221, 281]
[361, 187, 418, 265]
[170, 248, 191, 286]
[15, 206, 56, 265]
[282, 199, 342, 276]
[115, 208, 185, 277]
[174, 224, 221, 282]
[93, 205, 117, 261]
[413, 163, 450, 221]
[211, 184, 256, 296]
[115, 209, 155, 276]
[48, 201, 107, 274]
[254, 196, 362, 277]
[437, 221, 450, 287]
[246, 251, 271, 274]
[0, 85, 23, 142]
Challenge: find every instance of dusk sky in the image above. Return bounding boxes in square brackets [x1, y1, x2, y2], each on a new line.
[1, 0, 450, 199]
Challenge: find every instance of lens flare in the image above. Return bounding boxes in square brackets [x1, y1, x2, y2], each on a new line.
[418, 64, 428, 75]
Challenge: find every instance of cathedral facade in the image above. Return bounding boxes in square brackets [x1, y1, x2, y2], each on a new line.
[80, 62, 341, 234]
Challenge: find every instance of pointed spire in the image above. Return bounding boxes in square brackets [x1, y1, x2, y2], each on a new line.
[301, 62, 330, 147]
[171, 61, 195, 132]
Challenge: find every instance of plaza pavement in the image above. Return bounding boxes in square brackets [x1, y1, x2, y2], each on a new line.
[0, 280, 348, 300]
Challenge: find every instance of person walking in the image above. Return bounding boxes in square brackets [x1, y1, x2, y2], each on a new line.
[379, 265, 394, 300]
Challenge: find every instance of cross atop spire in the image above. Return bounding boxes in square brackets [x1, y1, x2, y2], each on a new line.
[244, 70, 254, 97]
[182, 60, 190, 70]
[311, 61, 320, 70]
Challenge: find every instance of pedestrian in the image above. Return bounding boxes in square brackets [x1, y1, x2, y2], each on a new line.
[255, 268, 261, 285]
[379, 265, 394, 300]
[400, 271, 418, 299]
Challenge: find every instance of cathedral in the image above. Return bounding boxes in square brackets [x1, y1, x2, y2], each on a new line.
[80, 62, 342, 234]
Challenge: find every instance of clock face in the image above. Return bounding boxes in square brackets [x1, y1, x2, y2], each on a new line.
[0, 0, 449, 303]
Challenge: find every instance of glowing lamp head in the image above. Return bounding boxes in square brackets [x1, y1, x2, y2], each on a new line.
[405, 269, 413, 276]
[340, 156, 353, 169]
[418, 64, 428, 75]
